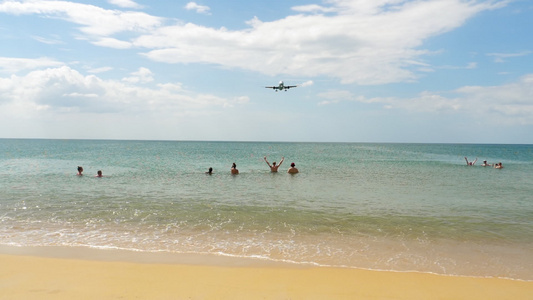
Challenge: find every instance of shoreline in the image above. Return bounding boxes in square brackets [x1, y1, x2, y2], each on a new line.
[1, 244, 532, 281]
[1, 246, 532, 299]
[0, 245, 295, 268]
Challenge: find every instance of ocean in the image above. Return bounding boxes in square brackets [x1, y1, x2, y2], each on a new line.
[1, 139, 532, 280]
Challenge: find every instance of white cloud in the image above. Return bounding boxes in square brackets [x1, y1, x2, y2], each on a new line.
[0, 1, 507, 85]
[466, 62, 477, 69]
[452, 74, 533, 124]
[136, 0, 503, 85]
[185, 2, 211, 15]
[299, 80, 314, 87]
[0, 66, 248, 114]
[317, 90, 354, 105]
[32, 35, 63, 45]
[487, 51, 532, 63]
[318, 74, 533, 125]
[62, 92, 99, 98]
[108, 0, 142, 9]
[87, 66, 113, 74]
[317, 90, 387, 106]
[0, 1, 162, 40]
[92, 37, 133, 49]
[122, 67, 154, 83]
[0, 57, 64, 73]
[292, 5, 336, 13]
[437, 62, 478, 70]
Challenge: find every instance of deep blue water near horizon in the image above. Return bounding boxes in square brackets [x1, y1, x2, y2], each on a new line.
[1, 139, 532, 280]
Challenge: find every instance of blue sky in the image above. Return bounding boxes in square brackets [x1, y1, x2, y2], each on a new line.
[0, 0, 531, 143]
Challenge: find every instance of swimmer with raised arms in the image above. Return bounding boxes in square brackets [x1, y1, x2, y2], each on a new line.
[264, 156, 284, 172]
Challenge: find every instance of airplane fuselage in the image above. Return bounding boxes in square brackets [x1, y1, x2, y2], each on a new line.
[266, 81, 297, 92]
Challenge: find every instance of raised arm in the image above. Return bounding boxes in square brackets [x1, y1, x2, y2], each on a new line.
[264, 156, 272, 168]
[278, 157, 285, 167]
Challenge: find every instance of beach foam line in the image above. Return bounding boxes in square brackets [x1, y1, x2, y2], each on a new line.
[1, 247, 532, 299]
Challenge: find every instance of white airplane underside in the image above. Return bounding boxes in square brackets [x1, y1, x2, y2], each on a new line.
[265, 81, 297, 92]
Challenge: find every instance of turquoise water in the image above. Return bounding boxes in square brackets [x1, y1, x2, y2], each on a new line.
[1, 139, 532, 279]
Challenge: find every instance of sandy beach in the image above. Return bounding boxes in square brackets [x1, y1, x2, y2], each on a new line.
[1, 247, 532, 300]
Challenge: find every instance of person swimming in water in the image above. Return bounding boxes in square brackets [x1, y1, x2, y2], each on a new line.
[96, 170, 103, 177]
[465, 157, 477, 166]
[77, 166, 84, 176]
[231, 163, 239, 174]
[264, 156, 284, 172]
[287, 162, 299, 174]
[206, 167, 213, 175]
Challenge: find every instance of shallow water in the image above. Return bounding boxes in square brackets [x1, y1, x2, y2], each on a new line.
[1, 139, 532, 279]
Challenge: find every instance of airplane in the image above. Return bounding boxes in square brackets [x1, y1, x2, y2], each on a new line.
[265, 81, 297, 92]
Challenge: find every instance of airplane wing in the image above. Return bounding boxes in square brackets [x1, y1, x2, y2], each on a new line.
[284, 85, 297, 89]
[265, 86, 277, 89]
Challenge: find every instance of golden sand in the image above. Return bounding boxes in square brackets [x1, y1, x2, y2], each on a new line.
[1, 251, 532, 300]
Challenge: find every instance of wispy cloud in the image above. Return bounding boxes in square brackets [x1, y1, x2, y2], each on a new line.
[0, 0, 506, 85]
[292, 4, 336, 13]
[184, 2, 211, 15]
[438, 62, 478, 70]
[92, 37, 133, 49]
[317, 74, 533, 125]
[317, 90, 387, 106]
[62, 92, 99, 98]
[108, 0, 142, 9]
[87, 66, 113, 74]
[137, 0, 503, 85]
[0, 57, 64, 73]
[0, 1, 162, 38]
[32, 35, 63, 45]
[0, 66, 248, 113]
[487, 51, 532, 63]
[122, 67, 154, 84]
[299, 80, 314, 87]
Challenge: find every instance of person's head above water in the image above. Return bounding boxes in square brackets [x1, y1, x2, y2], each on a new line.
[231, 163, 239, 174]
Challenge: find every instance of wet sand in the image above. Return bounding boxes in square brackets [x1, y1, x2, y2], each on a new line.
[1, 247, 532, 300]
